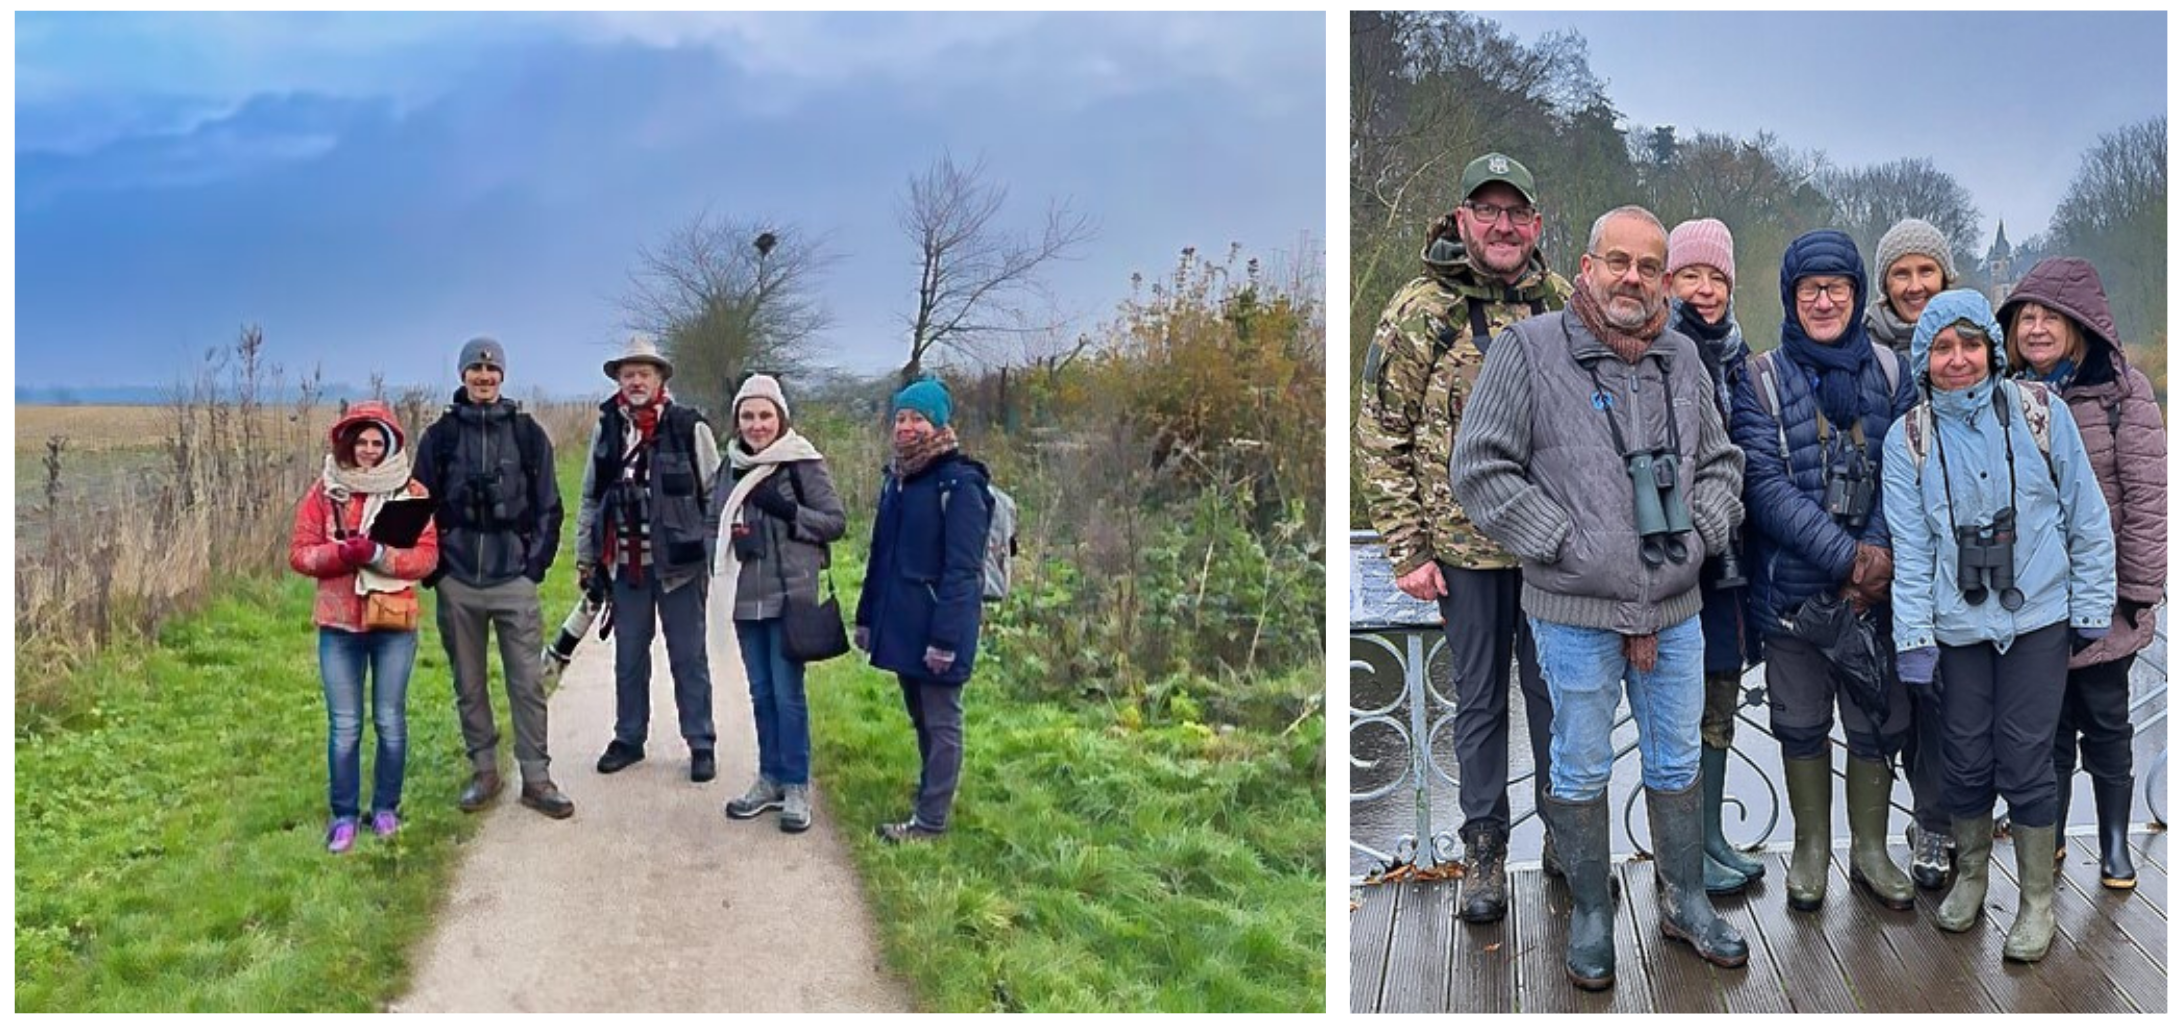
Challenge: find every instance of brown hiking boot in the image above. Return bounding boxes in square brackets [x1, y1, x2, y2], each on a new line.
[520, 780, 575, 819]
[458, 770, 503, 813]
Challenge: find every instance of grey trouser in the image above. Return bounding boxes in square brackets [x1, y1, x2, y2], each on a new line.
[1438, 564, 1553, 837]
[898, 675, 966, 831]
[611, 571, 716, 751]
[1764, 631, 1911, 763]
[438, 576, 552, 782]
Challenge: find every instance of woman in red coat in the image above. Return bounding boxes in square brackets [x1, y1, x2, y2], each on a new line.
[289, 402, 439, 853]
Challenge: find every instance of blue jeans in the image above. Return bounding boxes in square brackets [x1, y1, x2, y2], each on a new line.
[1528, 614, 1703, 801]
[735, 618, 811, 786]
[319, 627, 418, 819]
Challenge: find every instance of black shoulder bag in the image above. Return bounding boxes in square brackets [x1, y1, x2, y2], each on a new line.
[772, 465, 849, 663]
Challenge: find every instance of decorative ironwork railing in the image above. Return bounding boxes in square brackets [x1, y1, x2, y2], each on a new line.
[1349, 531, 2169, 883]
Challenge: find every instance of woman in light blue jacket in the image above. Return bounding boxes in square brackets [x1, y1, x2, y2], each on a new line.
[1881, 289, 2114, 964]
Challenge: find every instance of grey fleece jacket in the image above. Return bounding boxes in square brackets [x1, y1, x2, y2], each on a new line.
[1450, 309, 1745, 634]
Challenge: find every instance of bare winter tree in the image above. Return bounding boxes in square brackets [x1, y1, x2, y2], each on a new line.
[621, 212, 835, 416]
[898, 153, 1094, 381]
[1816, 157, 1983, 273]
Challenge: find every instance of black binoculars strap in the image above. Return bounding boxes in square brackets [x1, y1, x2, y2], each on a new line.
[1579, 353, 1683, 462]
[1930, 386, 2020, 557]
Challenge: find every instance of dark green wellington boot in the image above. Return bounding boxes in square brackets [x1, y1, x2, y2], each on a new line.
[1649, 777, 1751, 967]
[1934, 813, 1994, 932]
[1543, 789, 1617, 991]
[1702, 744, 1766, 880]
[1782, 756, 1833, 911]
[2094, 778, 2137, 889]
[2003, 823, 2058, 962]
[1844, 757, 1915, 910]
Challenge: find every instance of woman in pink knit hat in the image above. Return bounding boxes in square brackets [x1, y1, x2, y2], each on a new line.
[1664, 217, 1765, 896]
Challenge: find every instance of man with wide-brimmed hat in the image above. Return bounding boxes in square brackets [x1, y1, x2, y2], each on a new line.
[577, 334, 724, 783]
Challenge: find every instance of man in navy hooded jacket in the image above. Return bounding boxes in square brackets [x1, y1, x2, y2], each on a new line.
[1728, 230, 1919, 915]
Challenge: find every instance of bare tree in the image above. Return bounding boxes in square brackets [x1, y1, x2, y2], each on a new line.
[898, 153, 1094, 380]
[1816, 157, 1983, 272]
[622, 212, 834, 415]
[2050, 116, 2167, 350]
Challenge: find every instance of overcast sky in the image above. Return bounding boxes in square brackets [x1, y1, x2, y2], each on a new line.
[1481, 10, 2166, 253]
[16, 12, 1326, 395]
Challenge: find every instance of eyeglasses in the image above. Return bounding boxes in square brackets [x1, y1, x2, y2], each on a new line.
[1589, 251, 1666, 282]
[1794, 280, 1854, 304]
[1464, 201, 1539, 227]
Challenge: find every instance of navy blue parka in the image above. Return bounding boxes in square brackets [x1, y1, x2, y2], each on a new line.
[855, 451, 993, 685]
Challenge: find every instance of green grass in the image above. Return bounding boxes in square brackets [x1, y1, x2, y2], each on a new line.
[17, 457, 588, 1012]
[807, 550, 1328, 1012]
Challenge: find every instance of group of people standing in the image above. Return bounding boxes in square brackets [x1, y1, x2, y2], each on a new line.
[1359, 152, 2163, 988]
[289, 335, 995, 854]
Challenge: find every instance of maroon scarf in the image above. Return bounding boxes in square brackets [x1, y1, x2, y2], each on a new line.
[1570, 282, 1668, 365]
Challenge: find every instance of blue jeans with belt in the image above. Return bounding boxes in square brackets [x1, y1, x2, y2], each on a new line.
[1528, 614, 1704, 801]
[319, 627, 418, 819]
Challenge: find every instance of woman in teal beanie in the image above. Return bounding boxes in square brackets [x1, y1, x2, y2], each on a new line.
[855, 376, 993, 843]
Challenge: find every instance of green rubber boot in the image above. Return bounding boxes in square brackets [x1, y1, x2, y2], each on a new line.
[2003, 823, 2058, 962]
[1782, 756, 1832, 911]
[1542, 789, 1616, 991]
[1702, 745, 1767, 880]
[1844, 757, 1916, 910]
[1935, 813, 1994, 932]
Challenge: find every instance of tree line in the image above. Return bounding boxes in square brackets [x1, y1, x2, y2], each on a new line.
[1351, 11, 2167, 382]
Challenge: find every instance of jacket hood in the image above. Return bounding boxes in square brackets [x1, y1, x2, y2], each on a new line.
[1778, 230, 1870, 345]
[1911, 289, 2007, 381]
[1997, 256, 2124, 363]
[328, 400, 408, 455]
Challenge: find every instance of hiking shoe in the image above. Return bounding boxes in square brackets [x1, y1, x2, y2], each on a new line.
[458, 770, 503, 813]
[596, 740, 645, 774]
[370, 810, 400, 839]
[327, 818, 359, 854]
[1907, 822, 1956, 891]
[691, 749, 717, 784]
[877, 819, 943, 844]
[725, 777, 785, 820]
[780, 785, 812, 834]
[520, 780, 576, 819]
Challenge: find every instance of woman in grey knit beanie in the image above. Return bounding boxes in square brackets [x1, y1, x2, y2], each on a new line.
[1865, 218, 1957, 356]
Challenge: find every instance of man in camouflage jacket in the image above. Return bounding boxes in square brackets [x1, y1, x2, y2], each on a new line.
[1354, 152, 1573, 925]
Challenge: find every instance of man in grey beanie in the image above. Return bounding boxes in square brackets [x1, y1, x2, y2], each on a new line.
[412, 336, 575, 818]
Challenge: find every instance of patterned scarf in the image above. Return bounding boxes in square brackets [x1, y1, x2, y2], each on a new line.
[606, 386, 673, 584]
[1570, 281, 1668, 364]
[892, 426, 960, 478]
[321, 446, 414, 596]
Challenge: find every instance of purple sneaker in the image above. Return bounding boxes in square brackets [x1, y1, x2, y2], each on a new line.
[326, 818, 359, 854]
[370, 810, 400, 839]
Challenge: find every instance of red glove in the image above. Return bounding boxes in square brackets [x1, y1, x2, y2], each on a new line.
[338, 535, 378, 567]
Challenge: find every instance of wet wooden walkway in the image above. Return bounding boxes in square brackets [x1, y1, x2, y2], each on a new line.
[1351, 830, 2166, 1013]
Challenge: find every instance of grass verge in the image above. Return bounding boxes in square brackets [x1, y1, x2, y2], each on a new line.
[17, 459, 585, 1012]
[806, 552, 1327, 1012]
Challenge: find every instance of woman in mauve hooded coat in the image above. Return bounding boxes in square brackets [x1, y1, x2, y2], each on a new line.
[1999, 256, 2166, 889]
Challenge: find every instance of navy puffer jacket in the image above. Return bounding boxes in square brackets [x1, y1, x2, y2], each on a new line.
[1730, 233, 1918, 638]
[855, 451, 993, 685]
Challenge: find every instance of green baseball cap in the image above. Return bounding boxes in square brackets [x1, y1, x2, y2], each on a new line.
[1460, 152, 1537, 205]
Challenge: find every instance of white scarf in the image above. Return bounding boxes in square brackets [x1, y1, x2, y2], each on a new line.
[321, 449, 415, 596]
[709, 429, 826, 639]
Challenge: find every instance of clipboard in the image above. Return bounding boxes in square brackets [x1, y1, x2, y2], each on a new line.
[367, 497, 438, 548]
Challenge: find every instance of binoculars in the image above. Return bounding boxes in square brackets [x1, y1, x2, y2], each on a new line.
[464, 469, 513, 525]
[1628, 449, 1693, 568]
[1954, 506, 2024, 611]
[609, 477, 651, 525]
[1822, 446, 1877, 530]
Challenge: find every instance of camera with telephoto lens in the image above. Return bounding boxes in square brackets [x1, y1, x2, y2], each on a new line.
[1954, 506, 2024, 611]
[1822, 444, 1876, 529]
